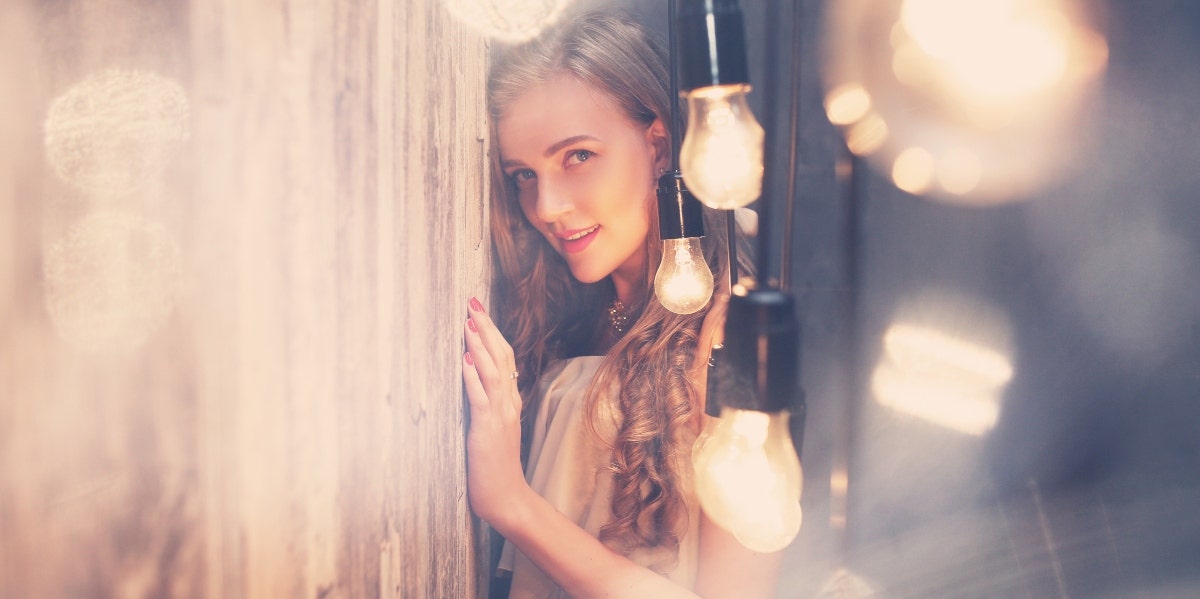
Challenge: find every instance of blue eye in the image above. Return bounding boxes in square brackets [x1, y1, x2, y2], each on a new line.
[508, 169, 536, 185]
[567, 149, 594, 165]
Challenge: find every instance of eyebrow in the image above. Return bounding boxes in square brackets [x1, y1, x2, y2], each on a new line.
[544, 134, 598, 157]
[501, 134, 600, 169]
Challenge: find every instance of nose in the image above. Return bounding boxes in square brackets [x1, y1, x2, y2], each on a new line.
[534, 175, 573, 224]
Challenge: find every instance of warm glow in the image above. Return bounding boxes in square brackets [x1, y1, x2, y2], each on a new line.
[954, 25, 1067, 100]
[830, 468, 848, 496]
[872, 361, 1001, 436]
[1078, 29, 1110, 77]
[901, 0, 1004, 61]
[680, 85, 765, 209]
[654, 237, 714, 315]
[845, 113, 889, 156]
[439, 0, 569, 42]
[900, 0, 1071, 101]
[883, 324, 1014, 388]
[822, 0, 1107, 203]
[825, 84, 872, 126]
[873, 314, 1012, 436]
[890, 42, 928, 88]
[938, 148, 983, 195]
[870, 292, 1014, 436]
[892, 146, 935, 194]
[693, 408, 803, 552]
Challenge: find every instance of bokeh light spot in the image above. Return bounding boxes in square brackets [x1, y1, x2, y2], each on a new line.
[44, 69, 190, 197]
[440, 0, 570, 42]
[825, 84, 872, 126]
[43, 212, 182, 354]
[871, 291, 1014, 436]
[845, 113, 889, 156]
[891, 42, 929, 88]
[938, 148, 982, 195]
[892, 146, 935, 194]
[884, 324, 1013, 387]
[823, 0, 1107, 203]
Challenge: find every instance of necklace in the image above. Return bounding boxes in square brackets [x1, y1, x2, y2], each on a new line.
[608, 298, 630, 334]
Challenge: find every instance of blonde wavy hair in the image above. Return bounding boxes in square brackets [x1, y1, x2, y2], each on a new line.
[487, 11, 752, 562]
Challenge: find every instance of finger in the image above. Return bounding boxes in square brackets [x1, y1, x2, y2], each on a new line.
[466, 298, 522, 407]
[467, 297, 517, 372]
[461, 352, 491, 413]
[465, 317, 502, 392]
[465, 316, 522, 416]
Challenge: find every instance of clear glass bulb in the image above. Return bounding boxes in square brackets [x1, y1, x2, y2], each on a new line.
[654, 237, 714, 315]
[680, 84, 765, 209]
[693, 407, 803, 552]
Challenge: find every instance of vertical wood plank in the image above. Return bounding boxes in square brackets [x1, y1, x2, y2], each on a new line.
[2, 0, 489, 596]
[388, 0, 491, 596]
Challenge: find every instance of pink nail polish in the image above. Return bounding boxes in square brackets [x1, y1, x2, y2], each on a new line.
[469, 297, 484, 313]
[467, 318, 478, 332]
[464, 352, 474, 365]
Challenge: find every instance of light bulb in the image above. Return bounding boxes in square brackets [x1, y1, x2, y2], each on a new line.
[654, 237, 714, 315]
[680, 85, 765, 209]
[693, 407, 803, 552]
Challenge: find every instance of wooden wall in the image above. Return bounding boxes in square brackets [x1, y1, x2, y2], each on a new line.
[0, 0, 490, 596]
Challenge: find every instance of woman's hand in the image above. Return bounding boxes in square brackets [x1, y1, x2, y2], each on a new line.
[461, 296, 528, 528]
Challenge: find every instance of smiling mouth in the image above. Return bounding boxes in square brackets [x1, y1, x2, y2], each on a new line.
[562, 225, 599, 241]
[559, 225, 600, 253]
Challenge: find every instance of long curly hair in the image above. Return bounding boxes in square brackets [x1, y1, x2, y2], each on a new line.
[487, 11, 752, 562]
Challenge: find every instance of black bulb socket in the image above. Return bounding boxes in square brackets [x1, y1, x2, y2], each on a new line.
[706, 288, 803, 418]
[657, 171, 706, 241]
[677, 0, 751, 92]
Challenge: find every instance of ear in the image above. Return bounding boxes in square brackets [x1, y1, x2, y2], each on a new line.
[645, 118, 671, 172]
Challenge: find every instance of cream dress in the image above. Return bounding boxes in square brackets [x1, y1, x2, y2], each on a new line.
[499, 356, 701, 599]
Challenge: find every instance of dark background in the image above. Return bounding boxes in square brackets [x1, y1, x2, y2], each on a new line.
[613, 0, 1200, 596]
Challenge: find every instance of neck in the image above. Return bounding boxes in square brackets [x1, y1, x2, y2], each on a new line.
[610, 246, 649, 307]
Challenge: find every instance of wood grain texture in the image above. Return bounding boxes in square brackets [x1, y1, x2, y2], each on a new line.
[387, 1, 492, 596]
[0, 0, 490, 596]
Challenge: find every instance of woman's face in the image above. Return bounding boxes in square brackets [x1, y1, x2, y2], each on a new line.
[498, 74, 665, 286]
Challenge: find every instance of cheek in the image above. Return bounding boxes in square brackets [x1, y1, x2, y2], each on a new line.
[515, 193, 560, 246]
[517, 192, 535, 221]
[514, 186, 542, 226]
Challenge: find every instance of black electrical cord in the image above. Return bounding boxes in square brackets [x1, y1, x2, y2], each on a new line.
[832, 148, 863, 563]
[780, 0, 803, 292]
[670, 0, 737, 287]
[756, 0, 786, 285]
[668, 0, 683, 172]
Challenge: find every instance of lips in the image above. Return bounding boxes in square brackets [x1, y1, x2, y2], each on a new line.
[558, 225, 600, 253]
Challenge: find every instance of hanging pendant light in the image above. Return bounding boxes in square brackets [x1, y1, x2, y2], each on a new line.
[670, 0, 808, 553]
[654, 172, 714, 315]
[693, 287, 806, 552]
[676, 0, 765, 209]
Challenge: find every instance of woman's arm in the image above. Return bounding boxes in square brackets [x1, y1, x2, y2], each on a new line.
[461, 296, 782, 598]
[694, 512, 784, 597]
[495, 485, 702, 598]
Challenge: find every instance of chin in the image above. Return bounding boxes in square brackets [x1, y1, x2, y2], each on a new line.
[566, 262, 610, 285]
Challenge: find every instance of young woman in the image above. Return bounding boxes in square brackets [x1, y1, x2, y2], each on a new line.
[461, 11, 782, 598]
